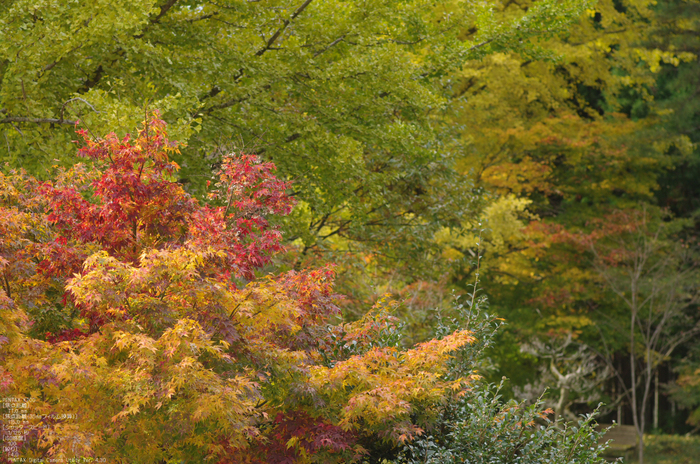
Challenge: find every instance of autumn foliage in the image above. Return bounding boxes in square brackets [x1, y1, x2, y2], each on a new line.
[0, 114, 483, 463]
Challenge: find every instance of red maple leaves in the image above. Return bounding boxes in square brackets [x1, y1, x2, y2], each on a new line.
[0, 113, 478, 463]
[37, 112, 296, 339]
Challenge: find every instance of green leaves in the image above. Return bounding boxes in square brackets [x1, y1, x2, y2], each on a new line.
[0, 0, 593, 288]
[400, 384, 611, 464]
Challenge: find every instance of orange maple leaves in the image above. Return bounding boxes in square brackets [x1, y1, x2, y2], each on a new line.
[0, 113, 480, 463]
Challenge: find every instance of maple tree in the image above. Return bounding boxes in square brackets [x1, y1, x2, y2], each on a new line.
[0, 115, 612, 463]
[0, 115, 615, 463]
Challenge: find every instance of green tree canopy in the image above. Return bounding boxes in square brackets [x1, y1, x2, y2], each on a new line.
[0, 0, 589, 280]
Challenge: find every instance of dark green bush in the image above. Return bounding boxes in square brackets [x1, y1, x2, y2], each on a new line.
[396, 294, 614, 464]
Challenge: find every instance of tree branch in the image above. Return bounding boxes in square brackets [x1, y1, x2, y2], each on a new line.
[313, 34, 346, 57]
[255, 0, 314, 57]
[41, 43, 84, 74]
[186, 12, 219, 23]
[153, 0, 180, 24]
[60, 97, 100, 120]
[134, 0, 180, 39]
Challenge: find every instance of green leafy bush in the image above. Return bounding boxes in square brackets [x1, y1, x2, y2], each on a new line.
[398, 385, 612, 464]
[396, 293, 614, 464]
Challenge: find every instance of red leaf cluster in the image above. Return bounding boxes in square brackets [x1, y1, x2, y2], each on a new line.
[36, 112, 295, 339]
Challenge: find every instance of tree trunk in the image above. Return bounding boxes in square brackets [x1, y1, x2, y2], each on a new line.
[556, 385, 569, 423]
[653, 369, 659, 431]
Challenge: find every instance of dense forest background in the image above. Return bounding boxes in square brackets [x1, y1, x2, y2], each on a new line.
[1, 0, 699, 463]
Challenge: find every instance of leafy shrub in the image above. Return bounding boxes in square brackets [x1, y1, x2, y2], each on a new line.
[396, 293, 613, 464]
[398, 385, 612, 464]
